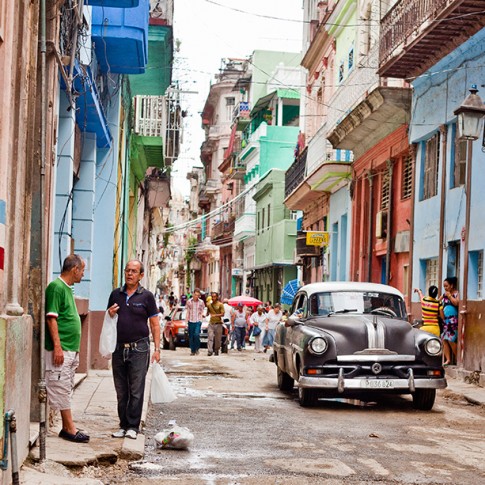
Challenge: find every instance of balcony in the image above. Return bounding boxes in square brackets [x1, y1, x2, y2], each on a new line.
[295, 231, 321, 258]
[91, 0, 149, 74]
[60, 62, 111, 148]
[212, 218, 235, 241]
[145, 171, 170, 209]
[232, 101, 251, 130]
[327, 84, 411, 159]
[379, 0, 485, 79]
[285, 147, 307, 199]
[204, 178, 220, 194]
[129, 24, 173, 96]
[234, 213, 256, 241]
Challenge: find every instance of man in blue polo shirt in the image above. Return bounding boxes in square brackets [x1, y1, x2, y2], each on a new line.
[107, 259, 160, 440]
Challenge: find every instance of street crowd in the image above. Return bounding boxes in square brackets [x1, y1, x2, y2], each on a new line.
[158, 288, 289, 356]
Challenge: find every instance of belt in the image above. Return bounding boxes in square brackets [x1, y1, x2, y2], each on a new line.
[116, 337, 149, 351]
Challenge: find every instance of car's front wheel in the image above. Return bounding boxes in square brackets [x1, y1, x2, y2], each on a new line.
[298, 385, 319, 407]
[277, 366, 294, 391]
[412, 388, 436, 410]
[169, 334, 176, 351]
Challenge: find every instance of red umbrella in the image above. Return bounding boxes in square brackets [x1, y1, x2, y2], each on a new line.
[228, 296, 263, 308]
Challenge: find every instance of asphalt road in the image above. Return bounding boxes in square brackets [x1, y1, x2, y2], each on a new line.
[108, 346, 485, 484]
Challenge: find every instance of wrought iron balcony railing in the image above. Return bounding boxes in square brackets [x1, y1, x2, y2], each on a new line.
[285, 147, 308, 199]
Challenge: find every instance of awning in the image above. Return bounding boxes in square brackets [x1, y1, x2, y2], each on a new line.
[250, 91, 276, 116]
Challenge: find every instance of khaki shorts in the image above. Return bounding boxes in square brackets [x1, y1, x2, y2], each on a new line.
[45, 350, 79, 411]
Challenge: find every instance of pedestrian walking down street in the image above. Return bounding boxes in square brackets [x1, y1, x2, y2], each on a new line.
[231, 303, 248, 351]
[264, 303, 283, 352]
[414, 286, 441, 337]
[45, 254, 89, 443]
[206, 291, 225, 356]
[440, 277, 460, 366]
[107, 260, 161, 440]
[186, 288, 205, 355]
[222, 298, 234, 347]
[250, 306, 267, 353]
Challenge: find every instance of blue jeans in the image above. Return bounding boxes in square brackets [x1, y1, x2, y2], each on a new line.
[112, 337, 150, 432]
[188, 321, 202, 353]
[235, 326, 246, 350]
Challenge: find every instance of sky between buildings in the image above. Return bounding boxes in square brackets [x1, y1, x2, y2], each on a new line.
[171, 0, 304, 197]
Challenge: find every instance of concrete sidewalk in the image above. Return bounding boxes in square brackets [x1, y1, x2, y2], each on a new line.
[22, 367, 153, 484]
[20, 366, 485, 484]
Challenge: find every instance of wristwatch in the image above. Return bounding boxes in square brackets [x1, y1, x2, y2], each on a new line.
[154, 348, 160, 352]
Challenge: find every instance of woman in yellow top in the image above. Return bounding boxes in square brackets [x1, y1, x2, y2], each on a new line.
[414, 286, 441, 337]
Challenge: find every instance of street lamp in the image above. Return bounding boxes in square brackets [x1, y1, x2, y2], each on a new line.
[453, 85, 485, 140]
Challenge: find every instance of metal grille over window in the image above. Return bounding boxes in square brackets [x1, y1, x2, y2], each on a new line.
[401, 155, 412, 199]
[425, 259, 439, 290]
[423, 133, 440, 199]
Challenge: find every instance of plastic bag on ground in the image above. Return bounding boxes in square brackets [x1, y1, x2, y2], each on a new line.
[154, 424, 194, 450]
[151, 363, 177, 404]
[99, 311, 117, 358]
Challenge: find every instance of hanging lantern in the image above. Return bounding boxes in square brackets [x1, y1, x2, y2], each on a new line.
[453, 85, 485, 141]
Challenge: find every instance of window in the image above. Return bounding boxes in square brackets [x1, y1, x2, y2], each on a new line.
[425, 258, 439, 290]
[469, 251, 483, 300]
[401, 155, 412, 199]
[348, 47, 354, 71]
[452, 128, 467, 187]
[257, 211, 260, 233]
[338, 61, 344, 83]
[447, 241, 460, 280]
[381, 169, 390, 210]
[262, 208, 265, 232]
[225, 97, 235, 121]
[289, 210, 298, 220]
[267, 203, 270, 228]
[423, 133, 440, 199]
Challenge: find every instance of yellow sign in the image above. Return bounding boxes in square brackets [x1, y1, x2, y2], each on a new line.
[306, 231, 330, 246]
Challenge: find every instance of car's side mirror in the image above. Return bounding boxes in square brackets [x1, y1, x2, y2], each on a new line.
[285, 316, 300, 327]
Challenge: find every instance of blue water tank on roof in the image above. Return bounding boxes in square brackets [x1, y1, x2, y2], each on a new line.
[91, 0, 149, 74]
[86, 0, 139, 7]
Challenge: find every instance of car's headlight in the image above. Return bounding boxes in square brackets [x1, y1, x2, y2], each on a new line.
[309, 337, 328, 354]
[177, 328, 186, 335]
[424, 338, 442, 356]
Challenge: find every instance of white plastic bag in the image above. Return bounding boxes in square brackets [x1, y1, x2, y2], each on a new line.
[151, 363, 177, 404]
[99, 311, 117, 358]
[154, 424, 194, 449]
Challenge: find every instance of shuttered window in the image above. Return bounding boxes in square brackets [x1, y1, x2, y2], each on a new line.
[423, 133, 440, 199]
[401, 155, 412, 200]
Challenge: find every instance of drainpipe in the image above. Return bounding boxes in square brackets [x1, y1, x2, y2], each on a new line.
[38, 0, 47, 462]
[438, 125, 448, 287]
[0, 410, 19, 485]
[385, 159, 394, 285]
[459, 139, 473, 367]
[366, 169, 374, 282]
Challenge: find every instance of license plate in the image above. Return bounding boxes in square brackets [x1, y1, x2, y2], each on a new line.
[362, 379, 394, 389]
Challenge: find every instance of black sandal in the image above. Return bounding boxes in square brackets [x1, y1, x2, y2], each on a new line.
[59, 429, 90, 443]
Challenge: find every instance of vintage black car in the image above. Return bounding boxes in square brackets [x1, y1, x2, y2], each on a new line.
[273, 282, 447, 409]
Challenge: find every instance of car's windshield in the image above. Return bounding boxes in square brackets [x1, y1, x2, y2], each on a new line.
[308, 291, 407, 319]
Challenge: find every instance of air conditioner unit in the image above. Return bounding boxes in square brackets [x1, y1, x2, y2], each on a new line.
[375, 210, 388, 239]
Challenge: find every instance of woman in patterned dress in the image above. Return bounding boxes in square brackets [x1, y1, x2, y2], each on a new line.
[440, 277, 459, 366]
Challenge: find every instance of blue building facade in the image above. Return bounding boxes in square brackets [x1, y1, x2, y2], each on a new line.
[410, 28, 485, 373]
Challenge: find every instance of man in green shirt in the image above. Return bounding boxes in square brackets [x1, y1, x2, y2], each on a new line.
[206, 291, 225, 356]
[45, 254, 88, 443]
